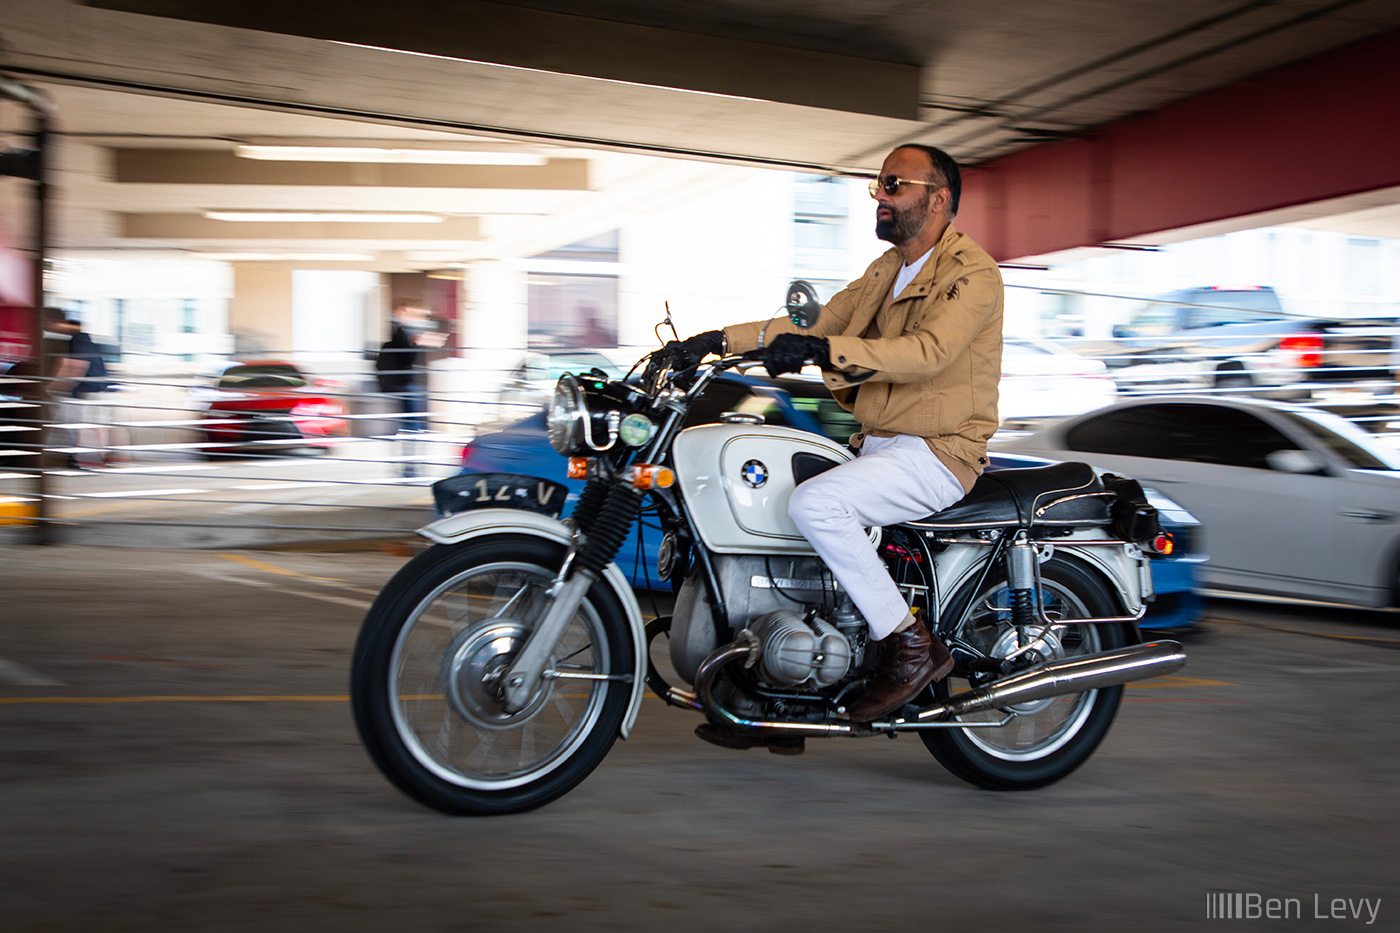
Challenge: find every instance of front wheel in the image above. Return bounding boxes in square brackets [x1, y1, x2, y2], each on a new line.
[920, 556, 1129, 790]
[351, 536, 635, 815]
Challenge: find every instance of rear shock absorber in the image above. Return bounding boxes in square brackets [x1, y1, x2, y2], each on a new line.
[1005, 534, 1038, 628]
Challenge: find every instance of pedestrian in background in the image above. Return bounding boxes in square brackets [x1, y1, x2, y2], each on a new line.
[375, 300, 445, 477]
[42, 307, 128, 469]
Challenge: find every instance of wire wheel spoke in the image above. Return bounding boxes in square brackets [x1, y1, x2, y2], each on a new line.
[956, 581, 1100, 758]
[388, 560, 610, 789]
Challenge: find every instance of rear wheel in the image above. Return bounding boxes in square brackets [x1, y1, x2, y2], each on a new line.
[351, 537, 634, 814]
[920, 556, 1128, 790]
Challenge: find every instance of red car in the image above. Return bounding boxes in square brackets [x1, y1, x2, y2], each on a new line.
[196, 361, 348, 455]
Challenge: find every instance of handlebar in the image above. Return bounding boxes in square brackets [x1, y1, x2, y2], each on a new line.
[640, 346, 826, 399]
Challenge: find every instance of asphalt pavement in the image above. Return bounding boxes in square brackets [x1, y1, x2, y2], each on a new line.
[2, 545, 1398, 931]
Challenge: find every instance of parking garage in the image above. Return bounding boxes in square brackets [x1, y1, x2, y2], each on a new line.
[3, 1, 1400, 928]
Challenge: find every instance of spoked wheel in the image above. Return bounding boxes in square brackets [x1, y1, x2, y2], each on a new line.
[351, 537, 634, 815]
[920, 556, 1128, 790]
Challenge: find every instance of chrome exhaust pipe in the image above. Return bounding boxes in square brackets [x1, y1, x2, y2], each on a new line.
[914, 640, 1186, 723]
[695, 635, 858, 737]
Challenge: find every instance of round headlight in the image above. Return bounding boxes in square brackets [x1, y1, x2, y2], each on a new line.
[547, 374, 586, 454]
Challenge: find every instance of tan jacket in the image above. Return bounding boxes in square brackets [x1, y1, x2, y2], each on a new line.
[723, 224, 1003, 491]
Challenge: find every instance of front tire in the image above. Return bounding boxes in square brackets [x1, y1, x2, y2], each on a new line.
[920, 556, 1129, 790]
[351, 536, 634, 814]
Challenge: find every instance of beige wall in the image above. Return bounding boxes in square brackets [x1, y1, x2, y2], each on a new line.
[229, 264, 293, 356]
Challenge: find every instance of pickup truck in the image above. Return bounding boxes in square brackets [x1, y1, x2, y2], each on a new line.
[1069, 286, 1397, 403]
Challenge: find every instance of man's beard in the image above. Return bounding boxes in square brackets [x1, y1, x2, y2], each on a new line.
[875, 193, 929, 245]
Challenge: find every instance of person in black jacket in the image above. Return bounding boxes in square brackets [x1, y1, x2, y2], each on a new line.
[376, 300, 444, 477]
[42, 308, 127, 468]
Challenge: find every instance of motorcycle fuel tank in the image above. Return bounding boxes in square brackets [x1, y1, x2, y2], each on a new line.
[672, 423, 852, 553]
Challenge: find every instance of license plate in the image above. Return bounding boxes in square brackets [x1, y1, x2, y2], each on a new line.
[433, 473, 569, 518]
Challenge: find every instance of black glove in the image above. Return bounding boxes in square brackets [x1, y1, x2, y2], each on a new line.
[659, 330, 725, 370]
[762, 333, 830, 378]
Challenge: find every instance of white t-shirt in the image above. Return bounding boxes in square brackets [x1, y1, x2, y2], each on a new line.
[892, 246, 934, 298]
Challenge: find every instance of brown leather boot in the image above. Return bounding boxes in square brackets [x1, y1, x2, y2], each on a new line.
[845, 617, 954, 721]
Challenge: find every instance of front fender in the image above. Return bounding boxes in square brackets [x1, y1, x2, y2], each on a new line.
[418, 508, 649, 739]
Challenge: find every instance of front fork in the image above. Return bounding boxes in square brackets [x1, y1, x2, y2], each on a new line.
[499, 480, 644, 712]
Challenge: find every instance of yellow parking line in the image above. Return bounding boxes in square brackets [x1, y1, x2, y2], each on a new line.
[2, 691, 652, 705]
[1127, 675, 1234, 689]
[0, 695, 351, 704]
[219, 553, 344, 582]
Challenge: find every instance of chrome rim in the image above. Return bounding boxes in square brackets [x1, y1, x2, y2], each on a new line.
[952, 580, 1102, 761]
[388, 560, 610, 790]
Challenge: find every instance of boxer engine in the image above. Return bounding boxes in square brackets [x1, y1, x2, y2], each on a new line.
[669, 553, 871, 690]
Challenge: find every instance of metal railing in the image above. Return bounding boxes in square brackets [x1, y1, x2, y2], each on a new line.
[4, 320, 1400, 546]
[0, 347, 580, 546]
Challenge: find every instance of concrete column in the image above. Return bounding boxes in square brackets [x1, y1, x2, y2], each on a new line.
[437, 260, 529, 434]
[229, 263, 293, 357]
[460, 260, 528, 352]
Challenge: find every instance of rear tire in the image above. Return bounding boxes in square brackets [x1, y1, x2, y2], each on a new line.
[920, 556, 1129, 790]
[351, 537, 634, 814]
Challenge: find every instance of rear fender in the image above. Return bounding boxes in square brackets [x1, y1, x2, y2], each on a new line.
[418, 508, 648, 738]
[932, 533, 1147, 644]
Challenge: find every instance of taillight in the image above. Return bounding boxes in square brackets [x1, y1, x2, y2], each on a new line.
[291, 400, 342, 417]
[1279, 333, 1323, 369]
[1149, 532, 1174, 557]
[459, 445, 474, 467]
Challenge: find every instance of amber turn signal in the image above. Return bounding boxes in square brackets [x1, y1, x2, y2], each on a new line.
[567, 457, 591, 480]
[630, 464, 675, 489]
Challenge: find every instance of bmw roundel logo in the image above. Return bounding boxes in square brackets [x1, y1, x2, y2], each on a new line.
[741, 459, 768, 488]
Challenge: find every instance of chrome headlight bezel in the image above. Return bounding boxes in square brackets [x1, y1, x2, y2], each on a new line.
[547, 374, 587, 455]
[547, 372, 626, 455]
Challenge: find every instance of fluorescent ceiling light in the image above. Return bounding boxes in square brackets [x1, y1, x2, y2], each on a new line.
[203, 211, 443, 223]
[235, 145, 547, 165]
[194, 252, 376, 262]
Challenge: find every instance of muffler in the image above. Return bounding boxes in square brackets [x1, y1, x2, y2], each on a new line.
[912, 640, 1186, 723]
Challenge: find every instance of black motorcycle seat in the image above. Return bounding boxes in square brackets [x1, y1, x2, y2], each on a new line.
[905, 461, 1111, 530]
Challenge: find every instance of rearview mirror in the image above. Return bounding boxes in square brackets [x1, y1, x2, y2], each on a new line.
[785, 280, 821, 330]
[1265, 449, 1326, 474]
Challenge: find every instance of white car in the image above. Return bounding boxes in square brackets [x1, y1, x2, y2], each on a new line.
[495, 349, 622, 418]
[999, 337, 1117, 427]
[995, 396, 1400, 608]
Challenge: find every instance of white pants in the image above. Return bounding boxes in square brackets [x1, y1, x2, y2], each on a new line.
[788, 434, 966, 639]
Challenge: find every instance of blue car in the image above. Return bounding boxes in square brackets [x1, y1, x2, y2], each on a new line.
[450, 373, 1203, 630]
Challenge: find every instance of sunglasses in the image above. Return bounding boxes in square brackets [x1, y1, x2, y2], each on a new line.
[868, 175, 944, 197]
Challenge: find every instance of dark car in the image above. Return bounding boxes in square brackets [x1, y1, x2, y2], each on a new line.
[450, 373, 1202, 629]
[1071, 285, 1396, 404]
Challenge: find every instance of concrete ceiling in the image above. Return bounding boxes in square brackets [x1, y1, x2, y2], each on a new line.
[2, 0, 1399, 269]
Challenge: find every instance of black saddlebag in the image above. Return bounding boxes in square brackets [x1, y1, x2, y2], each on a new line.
[1101, 472, 1165, 545]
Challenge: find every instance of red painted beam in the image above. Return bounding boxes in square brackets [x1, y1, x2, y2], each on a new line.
[958, 27, 1400, 262]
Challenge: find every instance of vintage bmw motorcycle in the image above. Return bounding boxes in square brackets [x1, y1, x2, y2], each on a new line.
[350, 283, 1186, 815]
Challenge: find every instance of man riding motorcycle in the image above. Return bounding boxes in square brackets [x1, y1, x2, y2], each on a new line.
[663, 144, 1005, 749]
